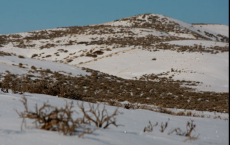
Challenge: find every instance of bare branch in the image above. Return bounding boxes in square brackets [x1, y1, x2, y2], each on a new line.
[77, 102, 123, 129]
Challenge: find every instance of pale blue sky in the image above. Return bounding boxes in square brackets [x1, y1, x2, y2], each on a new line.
[0, 0, 229, 34]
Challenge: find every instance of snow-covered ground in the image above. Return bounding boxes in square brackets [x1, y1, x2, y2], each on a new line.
[1, 39, 228, 92]
[0, 13, 229, 145]
[193, 24, 229, 37]
[0, 91, 228, 145]
[164, 40, 228, 47]
[0, 55, 89, 77]
[81, 48, 229, 92]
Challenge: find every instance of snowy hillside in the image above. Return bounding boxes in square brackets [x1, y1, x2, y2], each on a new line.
[81, 44, 228, 92]
[0, 13, 229, 145]
[0, 53, 89, 76]
[192, 24, 229, 37]
[103, 14, 229, 41]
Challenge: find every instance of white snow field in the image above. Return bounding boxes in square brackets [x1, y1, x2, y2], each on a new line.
[0, 91, 228, 145]
[81, 46, 229, 92]
[0, 55, 89, 77]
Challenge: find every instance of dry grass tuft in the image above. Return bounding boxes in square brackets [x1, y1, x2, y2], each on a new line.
[143, 121, 158, 132]
[159, 118, 170, 133]
[168, 119, 199, 142]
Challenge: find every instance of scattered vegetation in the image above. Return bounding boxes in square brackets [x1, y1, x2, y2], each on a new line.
[0, 51, 16, 56]
[15, 96, 122, 137]
[15, 96, 200, 142]
[0, 14, 228, 50]
[0, 13, 228, 144]
[143, 119, 199, 142]
[142, 43, 229, 54]
[0, 67, 228, 113]
[143, 121, 158, 132]
[168, 120, 199, 142]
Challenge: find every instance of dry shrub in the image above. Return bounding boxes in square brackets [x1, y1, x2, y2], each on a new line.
[176, 111, 185, 116]
[18, 55, 25, 59]
[186, 111, 192, 116]
[31, 66, 36, 70]
[0, 51, 12, 56]
[77, 102, 123, 129]
[168, 120, 199, 142]
[159, 108, 172, 114]
[15, 96, 95, 137]
[159, 118, 170, 133]
[213, 115, 221, 119]
[124, 103, 131, 109]
[31, 54, 38, 58]
[193, 114, 201, 117]
[66, 59, 73, 63]
[94, 50, 104, 55]
[143, 121, 158, 132]
[107, 100, 118, 106]
[18, 63, 23, 68]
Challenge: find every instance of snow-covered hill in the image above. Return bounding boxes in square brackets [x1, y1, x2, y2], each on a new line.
[0, 13, 229, 145]
[0, 14, 229, 91]
[103, 14, 229, 41]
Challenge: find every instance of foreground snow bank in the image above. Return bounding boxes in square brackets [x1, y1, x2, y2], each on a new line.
[0, 91, 228, 145]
